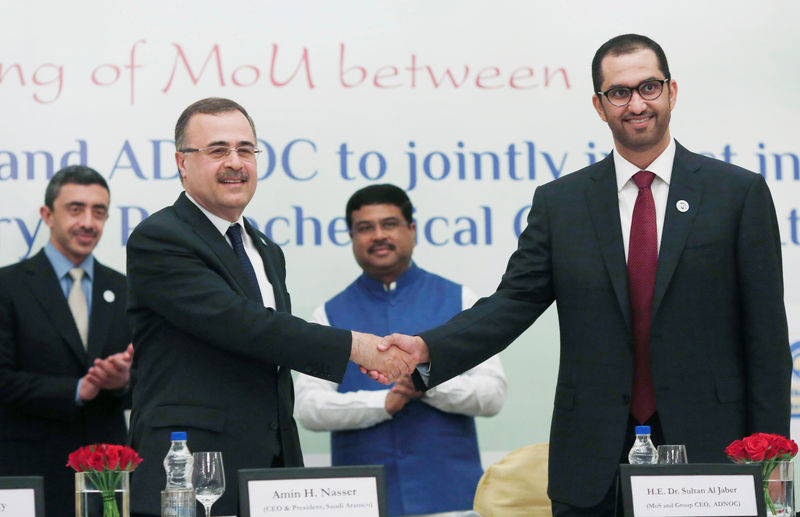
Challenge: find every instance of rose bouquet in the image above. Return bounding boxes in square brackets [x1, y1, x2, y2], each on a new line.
[67, 444, 143, 517]
[726, 433, 798, 515]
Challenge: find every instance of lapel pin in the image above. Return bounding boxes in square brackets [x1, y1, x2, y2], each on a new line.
[103, 290, 116, 303]
[676, 200, 690, 213]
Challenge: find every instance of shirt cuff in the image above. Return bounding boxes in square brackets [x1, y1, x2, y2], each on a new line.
[416, 362, 431, 387]
[75, 379, 84, 406]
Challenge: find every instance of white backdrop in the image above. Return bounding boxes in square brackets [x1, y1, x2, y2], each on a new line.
[2, 1, 798, 462]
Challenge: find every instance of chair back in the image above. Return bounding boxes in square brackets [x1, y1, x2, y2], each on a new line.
[472, 443, 551, 517]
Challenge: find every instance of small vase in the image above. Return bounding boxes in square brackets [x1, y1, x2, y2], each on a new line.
[765, 460, 794, 516]
[75, 471, 130, 517]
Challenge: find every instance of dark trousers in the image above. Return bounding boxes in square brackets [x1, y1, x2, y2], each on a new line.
[551, 413, 666, 517]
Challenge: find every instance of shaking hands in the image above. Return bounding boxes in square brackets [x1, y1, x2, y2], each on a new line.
[350, 331, 430, 385]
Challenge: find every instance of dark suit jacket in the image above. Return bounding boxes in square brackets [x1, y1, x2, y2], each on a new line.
[126, 192, 352, 515]
[0, 249, 130, 517]
[418, 142, 791, 507]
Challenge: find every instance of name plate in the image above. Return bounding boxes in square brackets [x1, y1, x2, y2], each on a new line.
[0, 477, 43, 517]
[619, 464, 765, 517]
[239, 466, 386, 517]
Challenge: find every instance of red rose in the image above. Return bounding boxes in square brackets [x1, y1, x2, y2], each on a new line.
[68, 443, 142, 474]
[754, 434, 797, 460]
[772, 435, 799, 459]
[119, 446, 143, 471]
[105, 445, 121, 470]
[725, 439, 747, 462]
[67, 447, 88, 472]
[787, 439, 799, 458]
[73, 446, 93, 471]
[87, 450, 106, 471]
[762, 434, 783, 459]
[742, 434, 771, 461]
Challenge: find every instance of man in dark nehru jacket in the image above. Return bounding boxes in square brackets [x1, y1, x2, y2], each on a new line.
[379, 34, 790, 516]
[295, 184, 507, 517]
[126, 97, 413, 516]
[0, 165, 133, 517]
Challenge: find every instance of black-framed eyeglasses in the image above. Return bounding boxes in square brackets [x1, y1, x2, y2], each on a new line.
[596, 78, 670, 107]
[178, 145, 262, 161]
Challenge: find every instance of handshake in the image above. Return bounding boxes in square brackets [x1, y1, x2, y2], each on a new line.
[350, 331, 430, 385]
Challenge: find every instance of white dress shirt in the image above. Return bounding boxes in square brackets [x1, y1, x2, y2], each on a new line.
[185, 193, 276, 309]
[615, 138, 676, 259]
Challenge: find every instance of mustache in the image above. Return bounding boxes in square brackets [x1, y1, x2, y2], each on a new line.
[71, 228, 98, 237]
[216, 170, 249, 182]
[368, 241, 395, 254]
[623, 110, 655, 120]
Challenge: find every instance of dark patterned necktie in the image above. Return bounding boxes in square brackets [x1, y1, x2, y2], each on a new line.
[226, 223, 263, 304]
[628, 170, 657, 423]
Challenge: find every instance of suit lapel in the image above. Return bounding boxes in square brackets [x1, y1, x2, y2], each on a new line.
[173, 193, 260, 301]
[242, 220, 291, 377]
[584, 155, 632, 329]
[87, 263, 117, 361]
[652, 142, 704, 318]
[25, 251, 88, 365]
[244, 219, 289, 313]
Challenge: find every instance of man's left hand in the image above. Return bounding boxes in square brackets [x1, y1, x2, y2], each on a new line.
[85, 343, 133, 390]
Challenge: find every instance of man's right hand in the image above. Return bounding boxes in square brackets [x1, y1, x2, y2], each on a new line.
[78, 374, 100, 402]
[350, 331, 415, 384]
[379, 333, 430, 363]
[360, 333, 430, 383]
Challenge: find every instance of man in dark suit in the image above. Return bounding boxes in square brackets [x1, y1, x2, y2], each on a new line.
[126, 97, 412, 516]
[0, 165, 133, 517]
[379, 34, 791, 516]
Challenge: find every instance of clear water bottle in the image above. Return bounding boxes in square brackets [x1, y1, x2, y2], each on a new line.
[161, 431, 195, 517]
[628, 425, 659, 464]
[164, 431, 193, 489]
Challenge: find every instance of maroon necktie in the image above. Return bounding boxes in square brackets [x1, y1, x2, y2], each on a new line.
[628, 170, 657, 423]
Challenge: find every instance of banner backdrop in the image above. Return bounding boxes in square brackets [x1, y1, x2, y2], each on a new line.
[2, 1, 798, 463]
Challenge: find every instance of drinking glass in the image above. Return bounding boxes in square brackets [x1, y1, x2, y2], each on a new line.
[657, 444, 688, 464]
[192, 451, 225, 517]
